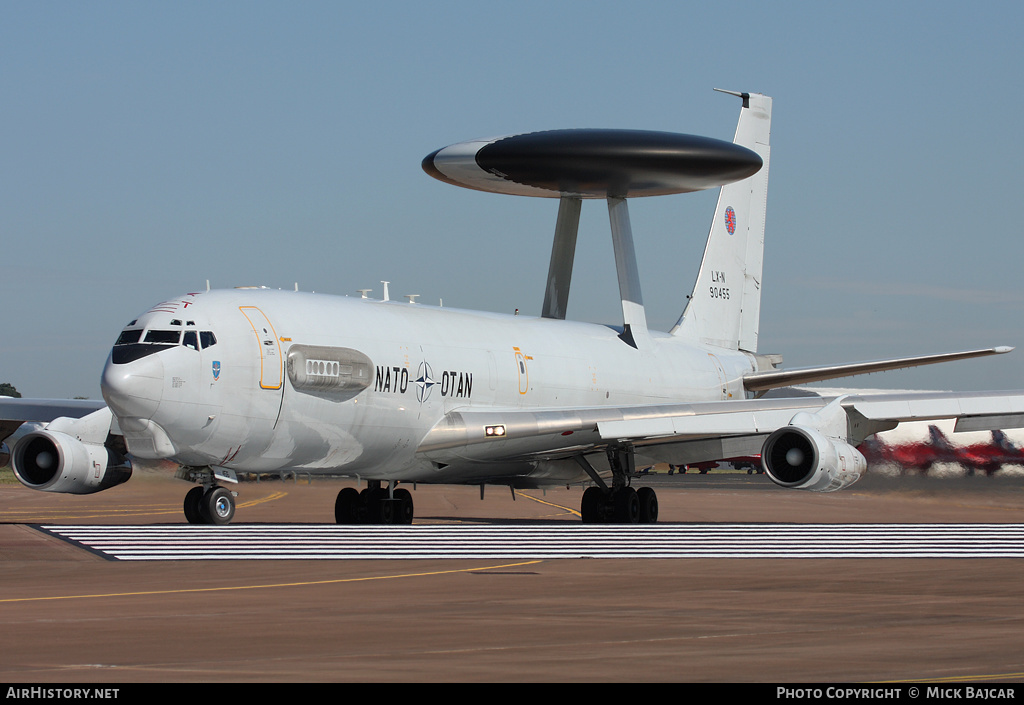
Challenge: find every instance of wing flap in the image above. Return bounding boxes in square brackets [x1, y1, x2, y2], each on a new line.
[597, 405, 802, 440]
[955, 414, 1024, 432]
[635, 434, 768, 467]
[842, 390, 1024, 432]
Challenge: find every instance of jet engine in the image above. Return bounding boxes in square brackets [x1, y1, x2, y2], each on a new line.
[761, 425, 865, 492]
[11, 430, 131, 494]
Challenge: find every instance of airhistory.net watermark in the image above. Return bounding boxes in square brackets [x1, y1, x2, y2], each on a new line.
[6, 688, 119, 700]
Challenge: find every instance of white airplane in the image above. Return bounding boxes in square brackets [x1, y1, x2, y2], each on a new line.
[4, 90, 1023, 526]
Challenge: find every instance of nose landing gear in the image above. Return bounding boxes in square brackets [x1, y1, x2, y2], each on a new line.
[180, 467, 238, 525]
[183, 484, 237, 525]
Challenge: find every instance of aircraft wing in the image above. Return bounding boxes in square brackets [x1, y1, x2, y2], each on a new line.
[0, 398, 108, 443]
[418, 390, 1024, 469]
[743, 347, 1013, 394]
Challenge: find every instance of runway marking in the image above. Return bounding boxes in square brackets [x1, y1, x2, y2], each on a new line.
[880, 670, 1024, 683]
[2, 502, 179, 518]
[0, 491, 288, 523]
[237, 491, 288, 509]
[514, 490, 579, 517]
[0, 559, 544, 604]
[33, 523, 1024, 561]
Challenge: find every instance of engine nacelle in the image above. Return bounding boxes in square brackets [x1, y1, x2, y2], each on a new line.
[11, 430, 132, 494]
[761, 425, 866, 492]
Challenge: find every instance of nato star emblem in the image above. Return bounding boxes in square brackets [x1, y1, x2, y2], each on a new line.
[415, 362, 437, 402]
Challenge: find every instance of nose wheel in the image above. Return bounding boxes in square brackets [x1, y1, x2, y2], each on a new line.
[184, 484, 236, 525]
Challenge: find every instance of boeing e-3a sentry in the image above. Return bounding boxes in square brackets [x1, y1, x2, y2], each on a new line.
[5, 90, 1024, 525]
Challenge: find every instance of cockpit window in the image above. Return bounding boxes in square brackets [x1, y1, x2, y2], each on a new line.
[115, 329, 142, 345]
[111, 326, 217, 364]
[144, 330, 181, 344]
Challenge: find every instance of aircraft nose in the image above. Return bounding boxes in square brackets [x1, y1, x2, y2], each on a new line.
[101, 353, 164, 421]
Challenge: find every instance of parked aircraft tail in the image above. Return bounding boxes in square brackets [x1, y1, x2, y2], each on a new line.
[672, 91, 772, 352]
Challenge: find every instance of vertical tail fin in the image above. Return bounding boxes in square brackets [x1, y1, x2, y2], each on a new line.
[671, 91, 771, 352]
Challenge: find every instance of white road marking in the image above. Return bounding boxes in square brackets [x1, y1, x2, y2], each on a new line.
[36, 523, 1024, 561]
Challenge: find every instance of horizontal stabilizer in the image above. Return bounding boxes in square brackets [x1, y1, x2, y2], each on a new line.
[743, 347, 1013, 393]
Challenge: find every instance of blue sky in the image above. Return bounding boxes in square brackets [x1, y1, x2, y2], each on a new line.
[2, 1, 1023, 398]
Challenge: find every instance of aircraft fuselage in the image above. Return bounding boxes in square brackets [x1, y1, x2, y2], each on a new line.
[100, 288, 754, 485]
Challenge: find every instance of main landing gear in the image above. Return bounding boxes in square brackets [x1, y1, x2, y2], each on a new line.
[335, 480, 414, 525]
[183, 484, 236, 525]
[577, 446, 659, 524]
[581, 485, 658, 524]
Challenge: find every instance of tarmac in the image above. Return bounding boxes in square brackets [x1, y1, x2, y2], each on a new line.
[3, 469, 1024, 682]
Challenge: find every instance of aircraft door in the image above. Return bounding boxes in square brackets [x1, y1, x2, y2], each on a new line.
[514, 347, 530, 395]
[239, 306, 283, 390]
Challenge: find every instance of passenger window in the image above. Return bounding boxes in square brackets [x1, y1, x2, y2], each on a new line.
[182, 331, 199, 350]
[144, 330, 180, 344]
[200, 331, 217, 349]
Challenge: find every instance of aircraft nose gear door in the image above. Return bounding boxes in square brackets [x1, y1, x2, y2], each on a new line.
[240, 306, 283, 389]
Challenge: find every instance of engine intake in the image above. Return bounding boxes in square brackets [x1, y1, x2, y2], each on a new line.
[761, 425, 865, 492]
[12, 430, 131, 494]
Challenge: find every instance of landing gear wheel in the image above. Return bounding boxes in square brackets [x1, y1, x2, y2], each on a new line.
[203, 486, 235, 525]
[184, 486, 205, 524]
[360, 487, 389, 524]
[581, 487, 604, 523]
[393, 488, 414, 524]
[377, 497, 397, 524]
[613, 487, 640, 524]
[335, 487, 360, 524]
[637, 486, 658, 524]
